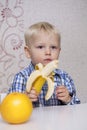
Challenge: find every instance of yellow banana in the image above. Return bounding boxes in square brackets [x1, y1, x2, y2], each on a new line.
[26, 60, 58, 100]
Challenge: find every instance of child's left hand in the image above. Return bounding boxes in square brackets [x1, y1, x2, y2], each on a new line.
[55, 86, 71, 104]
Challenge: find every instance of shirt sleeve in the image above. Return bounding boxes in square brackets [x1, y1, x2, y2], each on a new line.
[63, 73, 81, 105]
[8, 72, 26, 93]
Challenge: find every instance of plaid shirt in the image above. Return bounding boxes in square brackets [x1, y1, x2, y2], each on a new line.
[8, 62, 80, 107]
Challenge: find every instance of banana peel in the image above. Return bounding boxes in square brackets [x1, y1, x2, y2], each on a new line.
[26, 60, 58, 100]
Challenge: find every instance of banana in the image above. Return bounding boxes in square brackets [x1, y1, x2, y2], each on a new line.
[26, 60, 58, 100]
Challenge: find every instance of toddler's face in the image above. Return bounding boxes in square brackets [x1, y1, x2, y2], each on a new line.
[26, 31, 61, 66]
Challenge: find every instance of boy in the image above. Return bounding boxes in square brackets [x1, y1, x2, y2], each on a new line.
[8, 22, 80, 107]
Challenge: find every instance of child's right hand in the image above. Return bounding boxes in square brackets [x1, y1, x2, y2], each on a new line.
[25, 89, 38, 102]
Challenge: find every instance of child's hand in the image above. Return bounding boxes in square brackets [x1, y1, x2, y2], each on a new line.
[25, 88, 38, 102]
[55, 86, 71, 104]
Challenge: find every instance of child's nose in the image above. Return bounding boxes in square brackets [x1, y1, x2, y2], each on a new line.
[45, 47, 51, 55]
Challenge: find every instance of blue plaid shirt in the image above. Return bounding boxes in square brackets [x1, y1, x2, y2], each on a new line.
[8, 62, 80, 107]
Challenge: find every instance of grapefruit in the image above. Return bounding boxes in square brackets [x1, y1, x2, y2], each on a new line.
[0, 92, 33, 124]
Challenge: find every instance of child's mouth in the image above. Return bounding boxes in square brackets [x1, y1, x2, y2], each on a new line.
[44, 59, 52, 63]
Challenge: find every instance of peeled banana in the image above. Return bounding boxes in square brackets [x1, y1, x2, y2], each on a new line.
[26, 60, 58, 100]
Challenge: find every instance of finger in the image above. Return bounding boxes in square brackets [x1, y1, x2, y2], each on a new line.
[57, 96, 66, 101]
[25, 89, 38, 101]
[26, 89, 38, 96]
[31, 88, 39, 96]
[56, 87, 66, 95]
[57, 94, 71, 103]
[30, 97, 38, 102]
[29, 92, 38, 102]
[29, 92, 38, 98]
[56, 92, 66, 97]
[56, 87, 69, 100]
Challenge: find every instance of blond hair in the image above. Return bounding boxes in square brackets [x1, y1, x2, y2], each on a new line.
[24, 21, 61, 47]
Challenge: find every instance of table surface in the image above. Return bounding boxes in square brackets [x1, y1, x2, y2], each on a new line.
[0, 103, 87, 130]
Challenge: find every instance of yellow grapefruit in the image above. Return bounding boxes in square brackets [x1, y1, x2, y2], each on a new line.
[0, 92, 33, 124]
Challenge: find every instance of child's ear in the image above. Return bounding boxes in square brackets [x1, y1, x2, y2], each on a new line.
[59, 48, 61, 52]
[24, 46, 30, 59]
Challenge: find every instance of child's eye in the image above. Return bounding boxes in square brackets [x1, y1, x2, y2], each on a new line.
[51, 46, 58, 49]
[37, 46, 44, 49]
